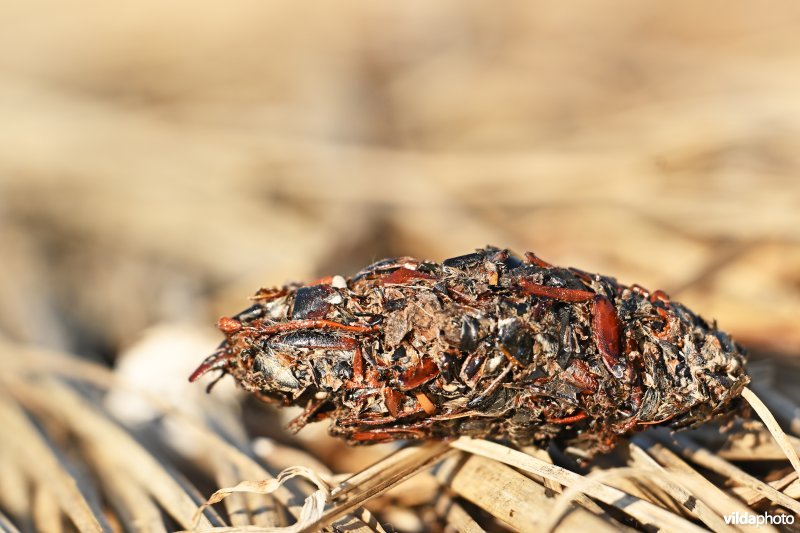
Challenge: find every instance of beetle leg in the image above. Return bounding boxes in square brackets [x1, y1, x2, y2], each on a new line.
[348, 426, 427, 443]
[629, 383, 643, 413]
[523, 252, 554, 269]
[622, 334, 644, 414]
[349, 430, 394, 443]
[567, 267, 597, 286]
[203, 372, 227, 393]
[637, 413, 676, 425]
[650, 289, 671, 304]
[445, 286, 478, 305]
[337, 407, 425, 426]
[309, 275, 333, 285]
[287, 397, 328, 434]
[465, 363, 513, 409]
[518, 280, 595, 302]
[613, 416, 638, 434]
[244, 319, 379, 336]
[251, 286, 288, 302]
[630, 284, 650, 298]
[352, 257, 422, 281]
[547, 411, 589, 424]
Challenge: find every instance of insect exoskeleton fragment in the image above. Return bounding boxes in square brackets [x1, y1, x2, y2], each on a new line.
[191, 247, 749, 455]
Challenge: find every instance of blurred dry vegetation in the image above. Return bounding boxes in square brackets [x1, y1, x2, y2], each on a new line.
[2, 2, 800, 532]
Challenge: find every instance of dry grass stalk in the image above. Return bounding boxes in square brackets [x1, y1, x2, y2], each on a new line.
[585, 464, 679, 516]
[251, 439, 384, 532]
[436, 452, 554, 530]
[191, 467, 329, 533]
[88, 446, 167, 533]
[213, 460, 256, 528]
[0, 509, 21, 533]
[433, 493, 486, 533]
[4, 375, 216, 530]
[451, 437, 706, 532]
[751, 384, 800, 437]
[742, 386, 800, 478]
[545, 467, 707, 533]
[0, 454, 31, 530]
[299, 442, 454, 532]
[3, 341, 800, 530]
[520, 447, 563, 494]
[716, 430, 799, 462]
[634, 436, 770, 533]
[658, 432, 800, 514]
[0, 392, 102, 533]
[521, 447, 611, 519]
[32, 486, 63, 533]
[785, 480, 800, 500]
[190, 443, 452, 533]
[627, 443, 735, 531]
[0, 342, 363, 527]
[733, 469, 798, 507]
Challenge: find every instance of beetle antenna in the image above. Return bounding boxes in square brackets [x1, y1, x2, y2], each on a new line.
[189, 349, 231, 382]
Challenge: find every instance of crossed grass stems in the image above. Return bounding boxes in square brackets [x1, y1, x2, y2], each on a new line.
[1, 344, 799, 532]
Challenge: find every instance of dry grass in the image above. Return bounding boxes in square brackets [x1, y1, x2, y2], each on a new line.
[2, 344, 800, 531]
[1, 2, 800, 531]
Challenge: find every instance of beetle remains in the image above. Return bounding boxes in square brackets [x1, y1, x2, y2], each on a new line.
[190, 247, 749, 456]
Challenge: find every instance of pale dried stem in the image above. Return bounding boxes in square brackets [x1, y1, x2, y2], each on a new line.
[298, 442, 454, 532]
[657, 431, 800, 514]
[742, 386, 800, 479]
[214, 461, 254, 528]
[433, 493, 486, 533]
[0, 392, 102, 533]
[634, 434, 763, 529]
[191, 467, 330, 533]
[451, 437, 706, 533]
[628, 443, 735, 532]
[88, 445, 167, 533]
[3, 376, 214, 530]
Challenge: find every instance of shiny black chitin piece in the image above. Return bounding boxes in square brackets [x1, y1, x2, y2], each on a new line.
[190, 247, 749, 456]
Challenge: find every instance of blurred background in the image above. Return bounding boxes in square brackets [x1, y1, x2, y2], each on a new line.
[1, 1, 799, 357]
[2, 2, 800, 531]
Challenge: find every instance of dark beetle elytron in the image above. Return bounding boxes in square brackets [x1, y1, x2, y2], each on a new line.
[190, 247, 749, 455]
